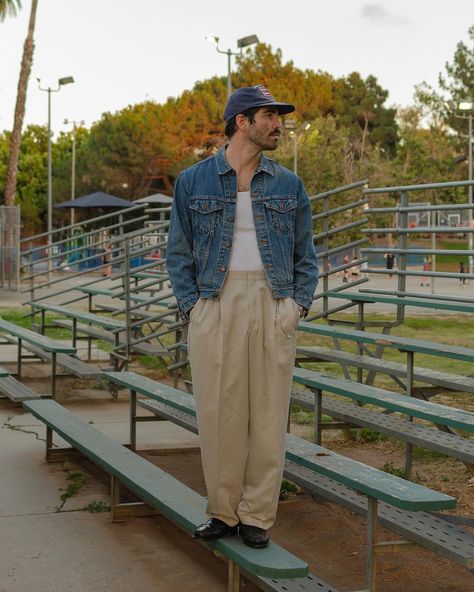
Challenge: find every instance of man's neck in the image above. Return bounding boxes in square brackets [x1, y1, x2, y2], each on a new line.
[225, 137, 261, 178]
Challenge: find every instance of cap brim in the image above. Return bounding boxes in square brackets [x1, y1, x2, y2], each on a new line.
[270, 102, 295, 115]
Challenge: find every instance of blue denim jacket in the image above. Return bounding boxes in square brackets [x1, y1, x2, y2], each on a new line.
[167, 146, 318, 319]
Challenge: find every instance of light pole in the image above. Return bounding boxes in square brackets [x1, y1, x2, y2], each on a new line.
[457, 101, 473, 275]
[63, 118, 84, 228]
[284, 120, 311, 175]
[37, 76, 74, 272]
[206, 34, 259, 98]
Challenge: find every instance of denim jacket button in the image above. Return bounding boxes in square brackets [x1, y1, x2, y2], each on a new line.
[219, 266, 226, 272]
[256, 214, 263, 221]
[227, 216, 235, 222]
[225, 241, 232, 248]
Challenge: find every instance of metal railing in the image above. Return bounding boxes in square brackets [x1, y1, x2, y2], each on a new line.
[361, 179, 474, 322]
[307, 179, 369, 321]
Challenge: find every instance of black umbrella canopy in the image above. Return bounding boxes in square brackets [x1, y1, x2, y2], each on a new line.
[55, 191, 134, 209]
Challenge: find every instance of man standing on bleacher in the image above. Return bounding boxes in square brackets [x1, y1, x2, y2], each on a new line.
[167, 85, 318, 548]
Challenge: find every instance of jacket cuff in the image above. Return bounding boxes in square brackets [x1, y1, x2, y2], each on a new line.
[294, 294, 313, 312]
[178, 294, 199, 322]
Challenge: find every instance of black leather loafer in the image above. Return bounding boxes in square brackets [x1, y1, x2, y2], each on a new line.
[239, 524, 270, 548]
[193, 518, 238, 540]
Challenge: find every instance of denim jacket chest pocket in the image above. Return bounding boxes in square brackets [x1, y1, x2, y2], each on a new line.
[264, 197, 297, 234]
[189, 197, 225, 279]
[189, 198, 224, 235]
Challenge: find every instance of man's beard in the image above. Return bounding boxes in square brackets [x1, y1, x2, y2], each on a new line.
[249, 127, 280, 151]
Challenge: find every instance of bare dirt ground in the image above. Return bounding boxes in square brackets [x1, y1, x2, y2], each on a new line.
[5, 366, 474, 592]
[145, 446, 474, 592]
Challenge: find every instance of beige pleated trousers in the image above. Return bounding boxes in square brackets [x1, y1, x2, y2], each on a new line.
[188, 271, 298, 530]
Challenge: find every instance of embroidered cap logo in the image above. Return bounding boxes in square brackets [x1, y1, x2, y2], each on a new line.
[257, 85, 274, 99]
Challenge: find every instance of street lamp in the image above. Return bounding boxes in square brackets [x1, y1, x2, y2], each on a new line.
[284, 120, 311, 175]
[457, 100, 473, 275]
[63, 118, 84, 228]
[206, 34, 259, 98]
[37, 76, 74, 272]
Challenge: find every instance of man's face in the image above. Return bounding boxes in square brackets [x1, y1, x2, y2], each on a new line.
[246, 107, 282, 151]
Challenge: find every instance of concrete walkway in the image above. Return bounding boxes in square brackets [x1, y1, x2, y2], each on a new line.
[0, 397, 230, 592]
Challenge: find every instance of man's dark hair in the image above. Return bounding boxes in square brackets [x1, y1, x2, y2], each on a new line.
[225, 107, 259, 138]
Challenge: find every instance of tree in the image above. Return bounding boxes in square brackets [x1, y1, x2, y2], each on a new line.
[2, 0, 39, 206]
[394, 106, 459, 188]
[415, 25, 474, 136]
[334, 72, 398, 159]
[0, 125, 49, 234]
[0, 0, 21, 19]
[235, 44, 337, 121]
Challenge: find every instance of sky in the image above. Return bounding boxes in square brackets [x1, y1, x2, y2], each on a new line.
[0, 0, 472, 136]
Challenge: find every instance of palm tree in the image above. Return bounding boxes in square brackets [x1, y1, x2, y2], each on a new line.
[2, 0, 39, 207]
[0, 0, 22, 19]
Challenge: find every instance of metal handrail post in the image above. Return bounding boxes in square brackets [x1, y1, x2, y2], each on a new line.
[397, 192, 408, 323]
[468, 113, 473, 277]
[322, 194, 330, 316]
[123, 236, 131, 370]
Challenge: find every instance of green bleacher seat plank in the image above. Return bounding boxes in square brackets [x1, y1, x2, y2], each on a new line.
[33, 303, 124, 331]
[138, 398, 474, 571]
[78, 287, 170, 306]
[285, 434, 455, 511]
[3, 335, 105, 380]
[327, 291, 474, 313]
[0, 366, 10, 377]
[298, 321, 474, 362]
[0, 375, 40, 402]
[106, 372, 456, 512]
[284, 461, 474, 571]
[291, 386, 474, 465]
[78, 286, 118, 297]
[0, 317, 76, 354]
[296, 345, 474, 394]
[293, 367, 474, 433]
[23, 399, 308, 579]
[106, 371, 196, 416]
[132, 271, 168, 280]
[53, 319, 169, 356]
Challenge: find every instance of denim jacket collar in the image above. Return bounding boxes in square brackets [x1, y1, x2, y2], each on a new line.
[215, 146, 275, 177]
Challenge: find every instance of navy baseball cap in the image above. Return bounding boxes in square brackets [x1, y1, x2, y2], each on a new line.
[224, 85, 295, 121]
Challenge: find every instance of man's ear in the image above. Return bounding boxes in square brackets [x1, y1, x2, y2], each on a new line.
[235, 113, 249, 132]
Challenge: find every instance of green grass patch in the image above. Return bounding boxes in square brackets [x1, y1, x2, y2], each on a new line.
[0, 308, 75, 340]
[298, 313, 474, 388]
[380, 461, 406, 479]
[56, 470, 88, 512]
[352, 427, 388, 443]
[279, 479, 299, 500]
[411, 447, 446, 461]
[138, 354, 169, 373]
[83, 500, 111, 513]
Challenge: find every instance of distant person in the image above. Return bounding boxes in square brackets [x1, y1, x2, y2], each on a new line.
[342, 254, 350, 283]
[421, 258, 430, 287]
[102, 243, 112, 277]
[351, 257, 360, 281]
[385, 252, 396, 278]
[459, 261, 466, 286]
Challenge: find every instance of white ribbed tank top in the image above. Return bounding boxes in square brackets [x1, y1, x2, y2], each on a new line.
[228, 191, 264, 271]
